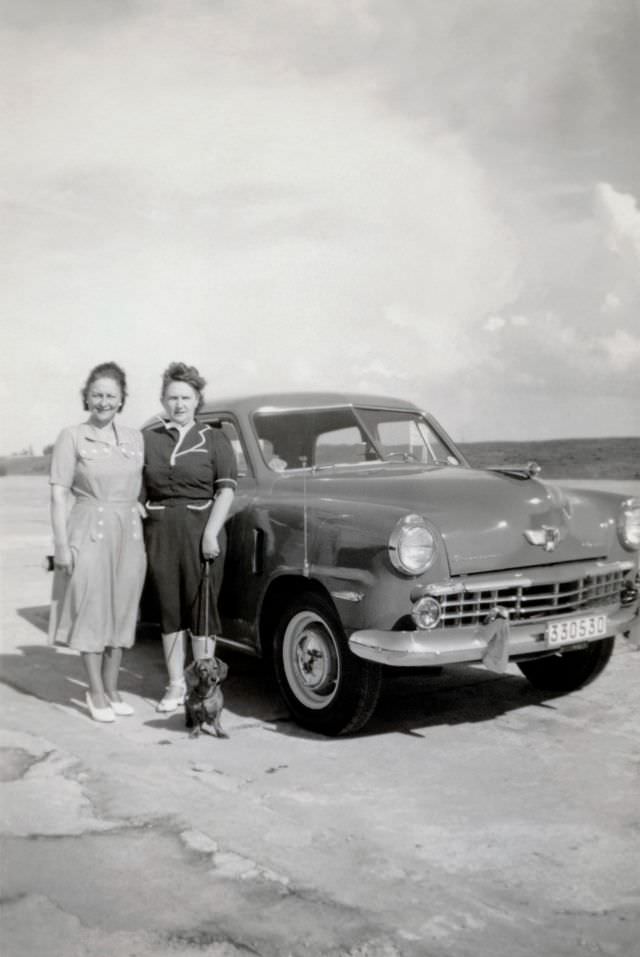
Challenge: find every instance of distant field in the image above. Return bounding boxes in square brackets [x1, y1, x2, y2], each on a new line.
[1, 436, 638, 479]
[459, 436, 640, 480]
[0, 454, 50, 477]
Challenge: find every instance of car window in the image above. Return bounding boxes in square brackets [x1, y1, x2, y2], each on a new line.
[258, 438, 289, 472]
[315, 426, 377, 466]
[358, 408, 459, 466]
[253, 407, 365, 469]
[375, 419, 429, 463]
[252, 405, 459, 469]
[203, 418, 249, 477]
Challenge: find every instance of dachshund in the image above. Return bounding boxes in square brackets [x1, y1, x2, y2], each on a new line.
[183, 656, 229, 738]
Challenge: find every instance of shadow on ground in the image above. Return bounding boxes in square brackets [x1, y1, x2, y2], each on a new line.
[5, 603, 571, 739]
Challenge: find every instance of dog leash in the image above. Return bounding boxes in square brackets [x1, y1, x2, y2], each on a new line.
[202, 559, 211, 639]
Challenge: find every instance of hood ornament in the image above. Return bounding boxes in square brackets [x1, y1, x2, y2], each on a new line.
[488, 461, 541, 480]
[524, 525, 562, 552]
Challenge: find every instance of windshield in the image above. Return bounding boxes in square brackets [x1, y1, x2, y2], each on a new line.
[357, 408, 458, 466]
[252, 405, 460, 470]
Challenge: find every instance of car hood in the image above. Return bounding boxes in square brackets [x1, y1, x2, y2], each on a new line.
[307, 466, 612, 574]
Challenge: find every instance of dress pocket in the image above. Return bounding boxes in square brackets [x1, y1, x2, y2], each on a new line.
[144, 502, 166, 523]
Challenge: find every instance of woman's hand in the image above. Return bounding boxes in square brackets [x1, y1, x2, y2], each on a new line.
[54, 545, 74, 575]
[201, 489, 234, 561]
[201, 527, 220, 561]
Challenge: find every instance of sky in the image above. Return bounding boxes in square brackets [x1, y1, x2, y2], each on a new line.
[2, 0, 639, 455]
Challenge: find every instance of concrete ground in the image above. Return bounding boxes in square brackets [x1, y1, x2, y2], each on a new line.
[1, 475, 639, 957]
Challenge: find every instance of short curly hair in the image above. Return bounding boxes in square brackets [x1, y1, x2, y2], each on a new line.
[161, 362, 206, 412]
[81, 362, 128, 411]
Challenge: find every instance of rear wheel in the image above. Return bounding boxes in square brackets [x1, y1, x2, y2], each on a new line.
[517, 637, 615, 692]
[273, 592, 382, 736]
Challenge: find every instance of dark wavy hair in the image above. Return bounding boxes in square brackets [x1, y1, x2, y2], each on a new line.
[81, 362, 128, 411]
[161, 362, 206, 412]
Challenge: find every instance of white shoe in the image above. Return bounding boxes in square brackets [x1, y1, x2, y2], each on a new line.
[156, 682, 186, 712]
[105, 695, 135, 716]
[86, 692, 115, 723]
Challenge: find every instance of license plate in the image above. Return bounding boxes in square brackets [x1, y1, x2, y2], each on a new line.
[545, 614, 607, 647]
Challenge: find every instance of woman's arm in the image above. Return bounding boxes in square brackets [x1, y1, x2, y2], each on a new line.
[50, 484, 73, 573]
[201, 487, 235, 560]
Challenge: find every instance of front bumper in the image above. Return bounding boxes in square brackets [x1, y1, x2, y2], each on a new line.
[348, 600, 639, 670]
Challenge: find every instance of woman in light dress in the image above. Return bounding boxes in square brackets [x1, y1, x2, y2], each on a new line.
[49, 362, 146, 723]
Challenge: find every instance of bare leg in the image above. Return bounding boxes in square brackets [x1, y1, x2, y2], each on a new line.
[82, 652, 108, 709]
[102, 646, 124, 701]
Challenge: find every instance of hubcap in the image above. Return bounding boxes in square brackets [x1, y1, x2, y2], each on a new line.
[282, 610, 341, 709]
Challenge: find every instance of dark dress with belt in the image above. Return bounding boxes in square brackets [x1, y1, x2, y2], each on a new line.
[142, 419, 237, 636]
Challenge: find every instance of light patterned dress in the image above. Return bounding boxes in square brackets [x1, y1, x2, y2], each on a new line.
[48, 422, 146, 652]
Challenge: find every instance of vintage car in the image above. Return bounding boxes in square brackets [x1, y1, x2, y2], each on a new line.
[145, 391, 640, 736]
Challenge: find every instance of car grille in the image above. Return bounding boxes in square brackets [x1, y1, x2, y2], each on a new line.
[439, 567, 628, 627]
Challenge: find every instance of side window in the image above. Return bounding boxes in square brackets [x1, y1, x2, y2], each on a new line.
[206, 419, 249, 478]
[315, 426, 370, 466]
[377, 419, 429, 463]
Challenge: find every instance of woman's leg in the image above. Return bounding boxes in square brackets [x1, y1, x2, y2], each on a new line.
[186, 522, 225, 663]
[102, 646, 135, 715]
[82, 652, 108, 709]
[156, 631, 187, 711]
[102, 646, 124, 700]
[162, 630, 187, 682]
[191, 634, 216, 659]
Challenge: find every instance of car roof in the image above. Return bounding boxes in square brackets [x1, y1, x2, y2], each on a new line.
[200, 391, 423, 416]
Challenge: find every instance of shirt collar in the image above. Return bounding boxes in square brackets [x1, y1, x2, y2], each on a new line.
[158, 417, 197, 438]
[81, 421, 119, 445]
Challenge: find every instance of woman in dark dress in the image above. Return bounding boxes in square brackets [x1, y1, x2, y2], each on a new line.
[142, 362, 237, 712]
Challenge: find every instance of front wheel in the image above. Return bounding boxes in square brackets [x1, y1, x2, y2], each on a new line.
[517, 636, 615, 692]
[273, 593, 382, 736]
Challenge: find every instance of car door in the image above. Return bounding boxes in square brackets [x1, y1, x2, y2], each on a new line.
[200, 414, 263, 650]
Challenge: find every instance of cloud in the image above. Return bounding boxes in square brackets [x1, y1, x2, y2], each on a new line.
[352, 358, 409, 391]
[1, 5, 522, 449]
[599, 329, 640, 372]
[472, 307, 639, 407]
[595, 182, 640, 277]
[483, 314, 530, 332]
[1, 1, 639, 449]
[601, 292, 621, 313]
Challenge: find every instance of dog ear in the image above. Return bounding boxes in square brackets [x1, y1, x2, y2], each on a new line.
[215, 657, 229, 682]
[184, 661, 199, 690]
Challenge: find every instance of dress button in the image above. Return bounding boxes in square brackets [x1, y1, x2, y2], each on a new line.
[98, 520, 104, 526]
[98, 507, 104, 513]
[98, 533, 104, 540]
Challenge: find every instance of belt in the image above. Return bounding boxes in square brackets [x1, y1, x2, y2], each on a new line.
[74, 500, 139, 512]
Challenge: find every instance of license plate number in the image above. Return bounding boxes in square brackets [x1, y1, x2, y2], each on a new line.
[545, 614, 607, 647]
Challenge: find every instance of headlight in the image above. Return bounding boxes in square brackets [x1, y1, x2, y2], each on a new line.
[389, 514, 436, 575]
[412, 595, 442, 629]
[617, 498, 640, 551]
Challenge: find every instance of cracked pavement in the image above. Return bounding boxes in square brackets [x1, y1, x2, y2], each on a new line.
[1, 475, 639, 956]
